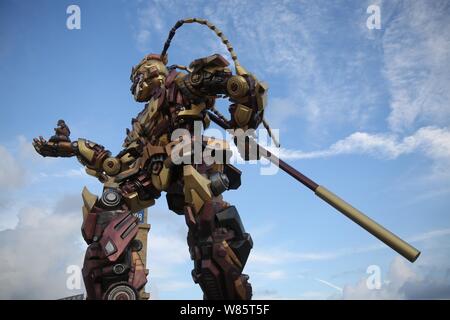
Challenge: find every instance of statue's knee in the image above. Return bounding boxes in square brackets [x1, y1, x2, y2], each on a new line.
[216, 206, 253, 267]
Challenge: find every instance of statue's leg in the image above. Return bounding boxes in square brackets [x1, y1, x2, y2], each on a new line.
[185, 200, 253, 299]
[80, 186, 149, 300]
[182, 165, 253, 300]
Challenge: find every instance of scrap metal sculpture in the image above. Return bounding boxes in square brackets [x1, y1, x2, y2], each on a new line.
[33, 18, 419, 300]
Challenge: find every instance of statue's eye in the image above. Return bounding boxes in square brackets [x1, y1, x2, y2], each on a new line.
[137, 74, 145, 85]
[135, 73, 144, 83]
[130, 73, 144, 92]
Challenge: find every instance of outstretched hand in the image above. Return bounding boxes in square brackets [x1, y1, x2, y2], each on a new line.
[32, 136, 74, 157]
[32, 136, 57, 157]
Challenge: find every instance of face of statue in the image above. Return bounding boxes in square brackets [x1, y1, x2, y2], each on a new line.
[130, 55, 168, 102]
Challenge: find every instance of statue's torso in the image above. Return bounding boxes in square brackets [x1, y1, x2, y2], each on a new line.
[115, 69, 227, 214]
[123, 69, 214, 150]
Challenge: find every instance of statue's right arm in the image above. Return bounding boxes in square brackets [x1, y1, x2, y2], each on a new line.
[33, 136, 114, 179]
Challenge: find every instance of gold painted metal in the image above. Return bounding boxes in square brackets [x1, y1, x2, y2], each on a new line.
[211, 163, 224, 173]
[140, 98, 159, 125]
[158, 166, 170, 191]
[203, 114, 211, 129]
[119, 152, 135, 164]
[134, 208, 151, 300]
[222, 240, 242, 268]
[177, 103, 206, 118]
[85, 168, 98, 177]
[115, 159, 141, 182]
[235, 65, 249, 76]
[123, 191, 155, 214]
[159, 133, 169, 145]
[203, 136, 231, 165]
[78, 139, 95, 163]
[102, 157, 121, 176]
[255, 81, 268, 111]
[131, 57, 168, 101]
[214, 27, 223, 37]
[227, 75, 249, 99]
[82, 206, 89, 222]
[234, 279, 247, 299]
[315, 185, 421, 262]
[144, 144, 166, 158]
[151, 173, 162, 191]
[126, 141, 140, 151]
[103, 177, 119, 189]
[183, 165, 212, 214]
[205, 136, 229, 150]
[82, 186, 97, 212]
[234, 104, 253, 127]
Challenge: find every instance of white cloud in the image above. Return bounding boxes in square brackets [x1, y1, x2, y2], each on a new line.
[148, 233, 190, 271]
[0, 188, 197, 299]
[156, 280, 192, 292]
[143, 207, 196, 297]
[335, 225, 450, 299]
[249, 249, 339, 265]
[0, 136, 86, 193]
[271, 126, 450, 178]
[130, 1, 450, 177]
[0, 196, 85, 299]
[342, 256, 450, 299]
[274, 126, 450, 160]
[0, 135, 195, 299]
[17, 135, 46, 163]
[39, 168, 85, 179]
[134, 0, 171, 52]
[382, 1, 450, 132]
[0, 144, 24, 190]
[408, 228, 450, 243]
[136, 29, 151, 52]
[132, 1, 382, 132]
[203, 1, 378, 130]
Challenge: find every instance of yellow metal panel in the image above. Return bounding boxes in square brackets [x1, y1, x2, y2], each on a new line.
[234, 104, 252, 127]
[81, 186, 97, 211]
[78, 139, 94, 163]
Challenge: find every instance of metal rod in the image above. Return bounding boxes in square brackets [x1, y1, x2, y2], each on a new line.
[207, 111, 421, 262]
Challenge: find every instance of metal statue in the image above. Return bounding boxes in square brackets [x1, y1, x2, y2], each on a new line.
[33, 18, 419, 300]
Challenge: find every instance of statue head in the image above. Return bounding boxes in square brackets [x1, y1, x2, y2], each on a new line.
[130, 54, 168, 102]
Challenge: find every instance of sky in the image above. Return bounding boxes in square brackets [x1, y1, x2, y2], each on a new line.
[0, 0, 449, 300]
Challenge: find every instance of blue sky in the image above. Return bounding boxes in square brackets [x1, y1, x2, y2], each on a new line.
[0, 0, 450, 299]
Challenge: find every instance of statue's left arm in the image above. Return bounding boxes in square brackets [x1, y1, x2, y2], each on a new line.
[177, 54, 268, 131]
[177, 54, 268, 160]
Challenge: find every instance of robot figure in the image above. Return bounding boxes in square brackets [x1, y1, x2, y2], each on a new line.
[33, 19, 269, 300]
[33, 18, 422, 300]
